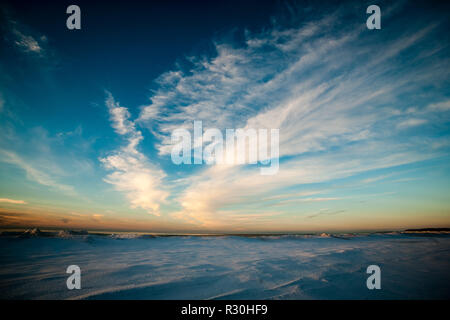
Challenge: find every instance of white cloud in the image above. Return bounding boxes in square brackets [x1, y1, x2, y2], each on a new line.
[397, 118, 428, 129]
[101, 93, 168, 215]
[361, 173, 395, 184]
[94, 5, 448, 228]
[140, 10, 442, 162]
[172, 139, 436, 228]
[427, 99, 450, 112]
[106, 94, 138, 136]
[0, 198, 27, 204]
[91, 214, 104, 222]
[131, 8, 447, 228]
[12, 29, 43, 54]
[0, 149, 75, 194]
[2, 15, 49, 58]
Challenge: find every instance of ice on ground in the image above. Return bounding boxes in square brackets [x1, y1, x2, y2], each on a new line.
[0, 232, 449, 299]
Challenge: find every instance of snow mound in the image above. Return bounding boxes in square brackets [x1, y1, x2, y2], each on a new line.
[319, 233, 331, 238]
[20, 228, 43, 237]
[57, 230, 89, 238]
[109, 233, 156, 240]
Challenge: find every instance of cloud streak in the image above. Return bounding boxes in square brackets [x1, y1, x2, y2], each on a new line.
[131, 3, 449, 228]
[100, 93, 168, 215]
[0, 149, 75, 194]
[0, 198, 27, 204]
[12, 28, 43, 54]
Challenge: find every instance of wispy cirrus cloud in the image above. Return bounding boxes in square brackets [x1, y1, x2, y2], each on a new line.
[129, 2, 449, 228]
[427, 99, 450, 112]
[0, 149, 75, 194]
[0, 121, 97, 198]
[397, 118, 428, 129]
[1, 12, 48, 58]
[140, 5, 446, 160]
[170, 138, 437, 228]
[306, 209, 346, 219]
[100, 93, 168, 216]
[0, 7, 55, 66]
[12, 28, 44, 54]
[0, 198, 27, 204]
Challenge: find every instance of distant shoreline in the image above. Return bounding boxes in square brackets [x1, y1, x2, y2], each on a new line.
[1, 227, 449, 238]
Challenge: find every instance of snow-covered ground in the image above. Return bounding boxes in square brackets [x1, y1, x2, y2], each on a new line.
[0, 232, 449, 299]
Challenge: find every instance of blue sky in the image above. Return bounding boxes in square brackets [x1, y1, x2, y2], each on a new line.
[0, 0, 449, 232]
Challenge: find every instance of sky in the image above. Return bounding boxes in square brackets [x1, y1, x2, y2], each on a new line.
[0, 0, 449, 233]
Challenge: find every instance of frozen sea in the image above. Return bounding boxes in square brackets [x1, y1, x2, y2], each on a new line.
[0, 231, 449, 299]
